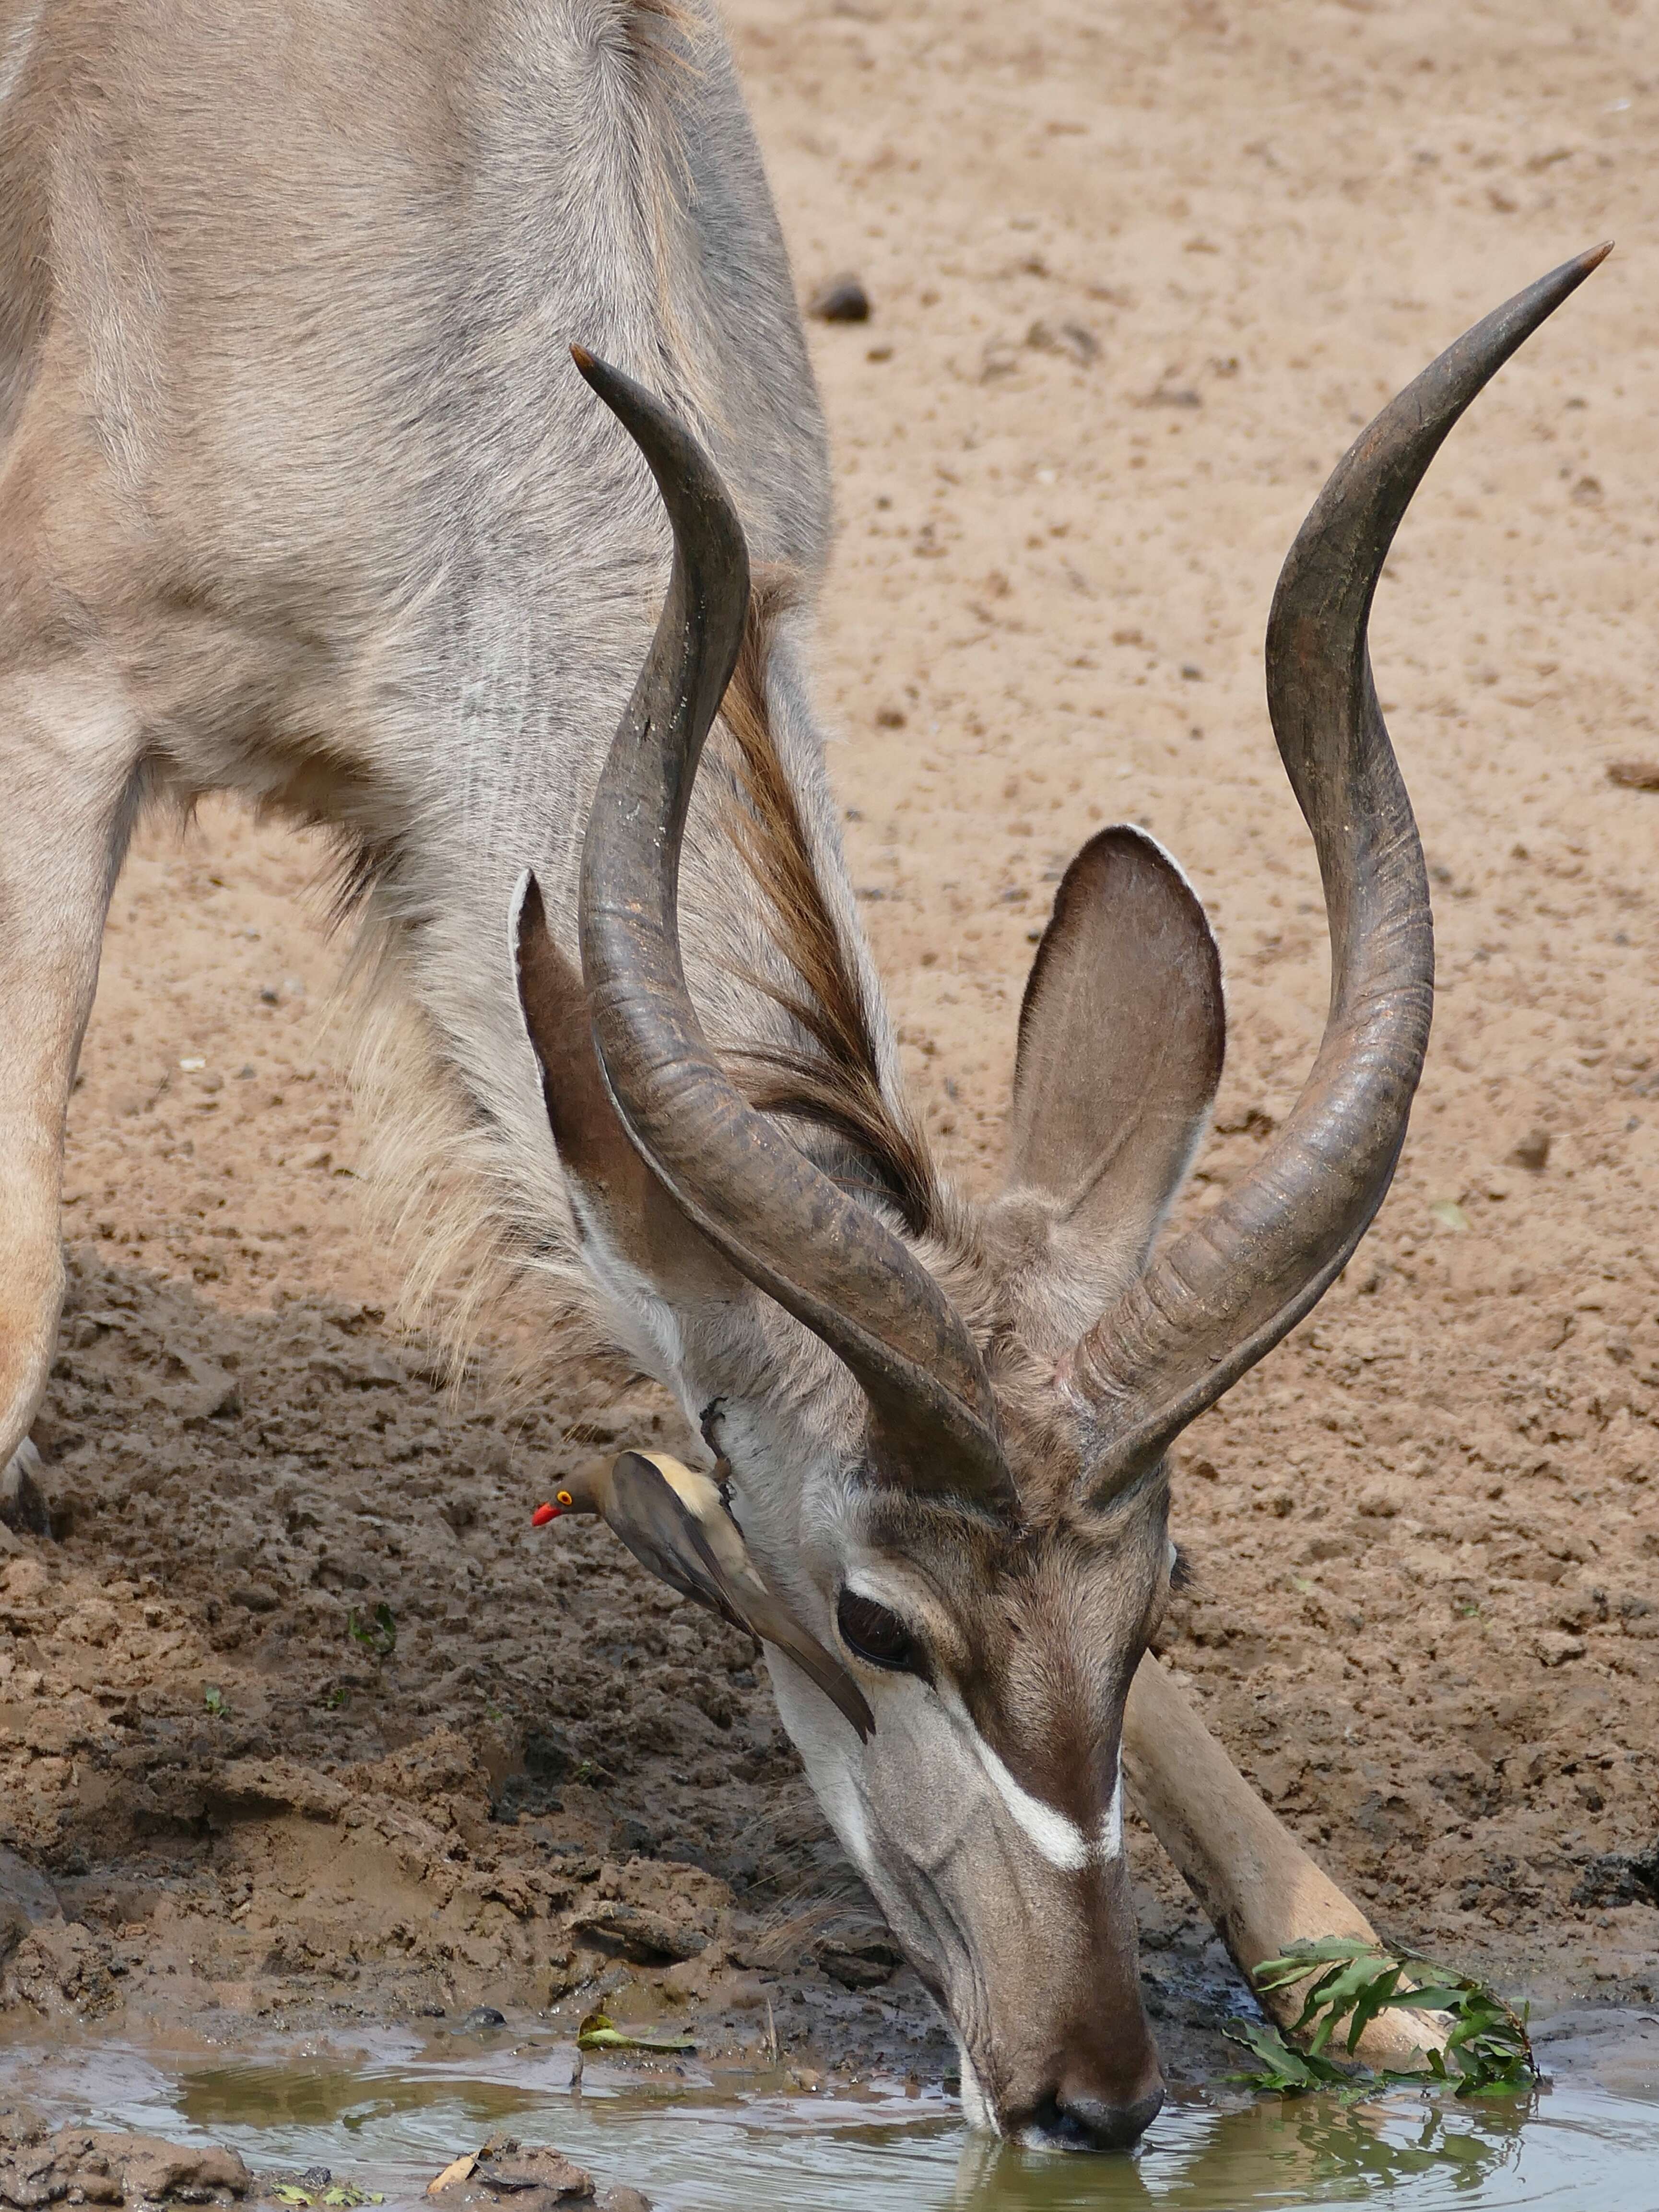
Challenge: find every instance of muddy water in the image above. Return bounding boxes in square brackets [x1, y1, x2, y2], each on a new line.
[10, 2020, 1659, 2212]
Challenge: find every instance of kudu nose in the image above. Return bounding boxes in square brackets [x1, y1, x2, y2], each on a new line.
[1049, 2082, 1165, 2151]
[1010, 2063, 1165, 2152]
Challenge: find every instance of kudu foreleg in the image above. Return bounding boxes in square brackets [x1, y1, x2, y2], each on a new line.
[0, 667, 141, 1471]
[1124, 1653, 1447, 2066]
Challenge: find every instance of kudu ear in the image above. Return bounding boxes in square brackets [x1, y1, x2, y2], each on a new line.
[511, 872, 741, 1304]
[1002, 828, 1224, 1323]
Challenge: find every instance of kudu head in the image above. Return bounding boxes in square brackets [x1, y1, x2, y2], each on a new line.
[513, 252, 1605, 2150]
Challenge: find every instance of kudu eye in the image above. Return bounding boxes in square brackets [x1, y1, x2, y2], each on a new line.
[836, 1588, 919, 1673]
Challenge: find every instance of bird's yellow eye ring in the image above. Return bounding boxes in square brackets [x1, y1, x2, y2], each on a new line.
[556, 1490, 573, 1507]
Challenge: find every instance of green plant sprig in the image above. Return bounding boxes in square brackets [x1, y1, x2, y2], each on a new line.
[1226, 1936, 1537, 2101]
[347, 1601, 397, 1659]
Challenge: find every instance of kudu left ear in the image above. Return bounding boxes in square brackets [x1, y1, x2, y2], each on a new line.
[511, 871, 742, 1306]
[1000, 828, 1224, 1329]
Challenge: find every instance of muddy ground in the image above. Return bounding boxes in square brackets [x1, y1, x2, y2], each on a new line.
[3, 0, 1658, 2094]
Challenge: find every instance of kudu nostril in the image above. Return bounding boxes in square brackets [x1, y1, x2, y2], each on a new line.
[1058, 2084, 1166, 2151]
[1015, 2080, 1165, 2153]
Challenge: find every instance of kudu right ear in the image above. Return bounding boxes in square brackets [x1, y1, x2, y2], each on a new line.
[1002, 828, 1224, 1315]
[511, 872, 740, 1303]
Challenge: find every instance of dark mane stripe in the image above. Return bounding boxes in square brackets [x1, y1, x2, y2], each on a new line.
[718, 571, 938, 1236]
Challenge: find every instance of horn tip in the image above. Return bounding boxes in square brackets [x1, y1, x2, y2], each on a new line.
[570, 342, 597, 373]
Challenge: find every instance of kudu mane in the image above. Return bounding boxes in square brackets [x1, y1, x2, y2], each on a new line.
[337, 566, 954, 1412]
[718, 572, 938, 1241]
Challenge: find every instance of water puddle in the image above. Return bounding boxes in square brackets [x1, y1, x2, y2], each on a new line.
[7, 2016, 1659, 2212]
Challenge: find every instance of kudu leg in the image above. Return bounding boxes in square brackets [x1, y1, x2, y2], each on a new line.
[0, 666, 141, 1472]
[1123, 1653, 1447, 2066]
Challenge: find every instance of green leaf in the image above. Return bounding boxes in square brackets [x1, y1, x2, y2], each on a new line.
[1222, 2019, 1358, 2095]
[1345, 1963, 1405, 2051]
[1388, 1984, 1467, 2012]
[575, 2008, 695, 2055]
[1240, 1933, 1536, 2102]
[577, 2024, 695, 2053]
[347, 1601, 397, 1659]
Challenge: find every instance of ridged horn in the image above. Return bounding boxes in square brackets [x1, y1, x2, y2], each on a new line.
[1075, 246, 1611, 1494]
[569, 347, 1015, 1513]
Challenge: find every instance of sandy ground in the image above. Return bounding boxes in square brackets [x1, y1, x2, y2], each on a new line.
[3, 0, 1657, 2086]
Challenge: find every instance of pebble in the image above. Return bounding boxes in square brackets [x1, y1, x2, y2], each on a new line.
[807, 272, 870, 323]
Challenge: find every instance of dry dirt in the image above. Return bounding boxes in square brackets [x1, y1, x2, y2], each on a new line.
[3, 0, 1658, 2093]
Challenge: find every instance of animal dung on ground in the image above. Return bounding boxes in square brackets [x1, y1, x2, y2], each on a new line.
[1606, 759, 1659, 791]
[807, 272, 871, 322]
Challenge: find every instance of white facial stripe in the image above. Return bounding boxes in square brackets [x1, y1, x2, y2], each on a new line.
[938, 1686, 1123, 1874]
[968, 1726, 1091, 1873]
[832, 1577, 1128, 1873]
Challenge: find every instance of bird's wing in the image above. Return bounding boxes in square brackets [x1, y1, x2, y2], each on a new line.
[606, 1452, 751, 1634]
[610, 1453, 872, 1741]
[737, 1590, 874, 1743]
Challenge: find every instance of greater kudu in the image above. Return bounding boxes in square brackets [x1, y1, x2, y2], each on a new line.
[0, 0, 1601, 2153]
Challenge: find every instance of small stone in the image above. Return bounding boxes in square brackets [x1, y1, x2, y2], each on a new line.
[812, 1923, 903, 1990]
[1534, 1631, 1586, 1668]
[807, 273, 870, 323]
[598, 2191, 651, 2212]
[472, 2145, 593, 2203]
[1024, 318, 1098, 366]
[1509, 1127, 1551, 1172]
